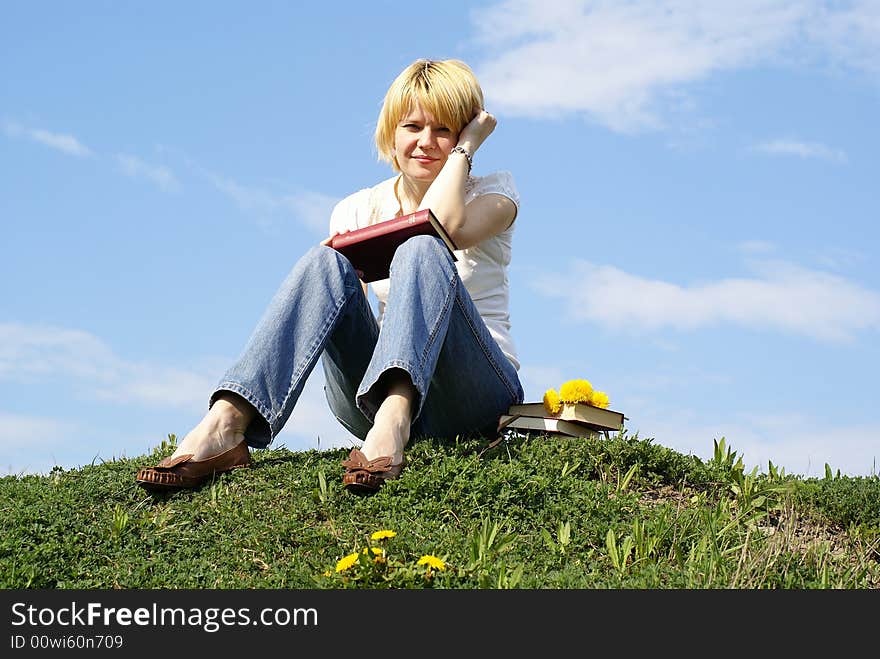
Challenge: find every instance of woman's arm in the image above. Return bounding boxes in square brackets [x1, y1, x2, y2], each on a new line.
[417, 110, 516, 250]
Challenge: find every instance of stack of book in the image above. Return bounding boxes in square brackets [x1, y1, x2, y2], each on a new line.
[499, 401, 626, 439]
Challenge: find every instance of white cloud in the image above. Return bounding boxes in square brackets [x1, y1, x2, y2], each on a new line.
[751, 139, 848, 163]
[0, 322, 217, 412]
[282, 190, 341, 234]
[0, 323, 119, 382]
[0, 412, 72, 452]
[532, 258, 880, 341]
[806, 0, 880, 74]
[813, 246, 867, 271]
[0, 412, 82, 476]
[200, 168, 337, 234]
[0, 323, 361, 472]
[517, 363, 567, 401]
[3, 120, 93, 157]
[737, 240, 777, 255]
[116, 154, 180, 191]
[0, 409, 167, 476]
[633, 411, 879, 477]
[471, 0, 880, 132]
[274, 364, 361, 453]
[92, 366, 219, 412]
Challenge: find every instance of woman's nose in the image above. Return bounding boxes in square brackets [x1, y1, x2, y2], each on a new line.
[417, 128, 436, 148]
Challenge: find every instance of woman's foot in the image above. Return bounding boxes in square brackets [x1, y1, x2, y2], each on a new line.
[359, 388, 412, 465]
[136, 394, 255, 491]
[171, 393, 254, 462]
[343, 373, 414, 492]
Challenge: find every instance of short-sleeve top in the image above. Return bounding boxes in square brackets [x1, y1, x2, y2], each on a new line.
[328, 171, 520, 370]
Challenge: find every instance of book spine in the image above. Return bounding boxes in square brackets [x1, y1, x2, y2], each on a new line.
[330, 210, 432, 249]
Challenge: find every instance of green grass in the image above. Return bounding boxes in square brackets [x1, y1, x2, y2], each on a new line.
[1, 431, 878, 589]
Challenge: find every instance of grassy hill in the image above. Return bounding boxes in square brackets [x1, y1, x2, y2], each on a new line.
[1, 430, 878, 589]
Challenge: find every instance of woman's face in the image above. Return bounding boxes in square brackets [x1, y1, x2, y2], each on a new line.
[393, 102, 459, 183]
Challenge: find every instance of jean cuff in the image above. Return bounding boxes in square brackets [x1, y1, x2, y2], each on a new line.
[355, 359, 425, 425]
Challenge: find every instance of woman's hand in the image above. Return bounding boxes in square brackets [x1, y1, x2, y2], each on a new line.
[456, 108, 496, 155]
[320, 230, 346, 247]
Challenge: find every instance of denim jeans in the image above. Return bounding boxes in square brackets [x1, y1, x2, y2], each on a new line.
[211, 235, 524, 449]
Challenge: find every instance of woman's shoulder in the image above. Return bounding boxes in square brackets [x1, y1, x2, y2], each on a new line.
[466, 171, 519, 207]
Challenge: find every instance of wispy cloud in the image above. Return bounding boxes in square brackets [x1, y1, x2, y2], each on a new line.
[0, 412, 73, 453]
[274, 365, 362, 453]
[471, 0, 880, 132]
[634, 410, 879, 477]
[284, 190, 343, 234]
[2, 120, 93, 157]
[3, 119, 186, 190]
[0, 409, 169, 476]
[0, 323, 353, 456]
[806, 0, 880, 75]
[532, 258, 880, 341]
[116, 153, 180, 191]
[199, 168, 338, 234]
[750, 139, 848, 163]
[0, 322, 217, 412]
[813, 246, 867, 271]
[0, 412, 80, 476]
[517, 363, 567, 401]
[736, 240, 776, 255]
[0, 324, 118, 382]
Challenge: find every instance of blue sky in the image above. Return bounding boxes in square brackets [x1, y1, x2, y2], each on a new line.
[2, 0, 878, 478]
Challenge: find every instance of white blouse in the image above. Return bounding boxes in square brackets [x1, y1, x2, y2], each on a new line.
[328, 171, 520, 370]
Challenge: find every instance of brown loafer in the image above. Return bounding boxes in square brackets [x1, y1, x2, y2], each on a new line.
[136, 440, 251, 491]
[342, 448, 406, 493]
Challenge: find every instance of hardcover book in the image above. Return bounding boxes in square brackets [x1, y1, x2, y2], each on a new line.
[329, 209, 458, 283]
[498, 414, 602, 439]
[506, 402, 626, 432]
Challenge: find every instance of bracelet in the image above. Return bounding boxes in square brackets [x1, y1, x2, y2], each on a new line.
[450, 145, 472, 173]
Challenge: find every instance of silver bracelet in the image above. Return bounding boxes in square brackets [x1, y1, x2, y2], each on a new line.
[450, 145, 472, 173]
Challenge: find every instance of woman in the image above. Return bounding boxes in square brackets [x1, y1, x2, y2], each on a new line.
[136, 58, 523, 493]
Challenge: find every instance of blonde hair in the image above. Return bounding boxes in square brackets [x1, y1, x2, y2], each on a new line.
[375, 59, 484, 172]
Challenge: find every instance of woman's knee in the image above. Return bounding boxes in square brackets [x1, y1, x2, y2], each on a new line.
[297, 245, 359, 282]
[392, 235, 450, 268]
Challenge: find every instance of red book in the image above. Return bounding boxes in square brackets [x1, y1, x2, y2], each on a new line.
[329, 209, 458, 283]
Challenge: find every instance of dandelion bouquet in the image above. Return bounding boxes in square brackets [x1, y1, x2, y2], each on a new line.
[543, 378, 610, 416]
[504, 377, 624, 435]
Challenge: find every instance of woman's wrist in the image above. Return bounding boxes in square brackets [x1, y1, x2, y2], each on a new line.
[450, 145, 473, 173]
[455, 138, 476, 154]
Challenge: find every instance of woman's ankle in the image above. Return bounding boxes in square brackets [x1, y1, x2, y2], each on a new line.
[212, 392, 255, 428]
[361, 406, 410, 463]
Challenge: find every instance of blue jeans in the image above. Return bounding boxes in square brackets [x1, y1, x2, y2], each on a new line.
[211, 235, 524, 449]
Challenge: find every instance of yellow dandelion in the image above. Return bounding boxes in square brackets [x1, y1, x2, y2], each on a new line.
[590, 390, 610, 409]
[335, 552, 359, 573]
[559, 379, 593, 404]
[322, 570, 332, 577]
[416, 555, 446, 571]
[543, 388, 562, 415]
[362, 547, 385, 562]
[370, 529, 397, 541]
